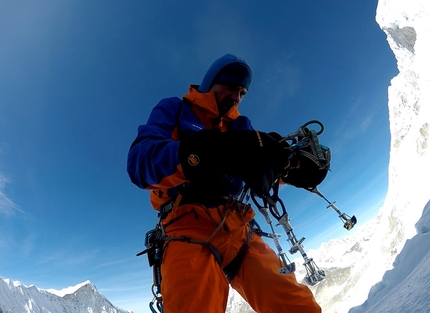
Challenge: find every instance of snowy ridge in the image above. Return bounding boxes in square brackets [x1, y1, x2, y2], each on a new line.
[376, 0, 430, 245]
[348, 0, 430, 311]
[47, 280, 92, 297]
[304, 0, 430, 311]
[226, 0, 430, 312]
[293, 216, 396, 313]
[0, 278, 131, 313]
[315, 0, 430, 311]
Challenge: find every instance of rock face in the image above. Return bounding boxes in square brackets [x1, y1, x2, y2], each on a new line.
[376, 0, 430, 237]
[344, 1, 430, 310]
[0, 278, 130, 313]
[312, 0, 430, 311]
[226, 0, 430, 312]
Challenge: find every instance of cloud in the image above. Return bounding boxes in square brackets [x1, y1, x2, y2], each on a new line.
[360, 113, 375, 132]
[333, 95, 374, 139]
[0, 173, 22, 217]
[0, 172, 34, 220]
[36, 246, 101, 268]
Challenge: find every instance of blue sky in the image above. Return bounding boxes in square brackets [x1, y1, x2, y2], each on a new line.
[0, 1, 397, 312]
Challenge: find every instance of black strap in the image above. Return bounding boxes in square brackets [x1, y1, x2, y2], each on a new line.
[163, 236, 223, 267]
[163, 234, 250, 283]
[223, 243, 249, 283]
[159, 198, 176, 220]
[223, 226, 253, 282]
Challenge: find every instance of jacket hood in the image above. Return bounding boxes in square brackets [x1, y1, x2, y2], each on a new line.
[198, 54, 252, 93]
[183, 86, 240, 129]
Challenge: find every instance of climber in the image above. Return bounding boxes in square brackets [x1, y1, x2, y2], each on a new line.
[127, 54, 321, 313]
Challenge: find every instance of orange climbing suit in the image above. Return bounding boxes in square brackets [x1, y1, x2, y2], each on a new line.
[127, 87, 321, 312]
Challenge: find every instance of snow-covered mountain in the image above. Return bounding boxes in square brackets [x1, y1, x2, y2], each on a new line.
[227, 0, 430, 312]
[0, 278, 130, 313]
[346, 0, 430, 311]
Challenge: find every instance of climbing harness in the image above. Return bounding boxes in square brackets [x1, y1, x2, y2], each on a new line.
[137, 120, 358, 311]
[137, 195, 254, 313]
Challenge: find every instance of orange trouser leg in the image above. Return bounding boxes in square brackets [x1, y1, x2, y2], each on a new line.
[231, 234, 322, 313]
[161, 240, 229, 313]
[160, 203, 320, 312]
[160, 203, 248, 313]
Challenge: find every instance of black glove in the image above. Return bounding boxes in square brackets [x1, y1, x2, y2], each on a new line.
[267, 132, 294, 175]
[179, 130, 290, 196]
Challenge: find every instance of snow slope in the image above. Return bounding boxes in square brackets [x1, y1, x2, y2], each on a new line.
[349, 200, 430, 312]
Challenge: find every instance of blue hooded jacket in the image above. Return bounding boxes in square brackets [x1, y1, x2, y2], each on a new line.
[127, 55, 253, 209]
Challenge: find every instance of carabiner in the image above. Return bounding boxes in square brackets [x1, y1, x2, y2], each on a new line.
[301, 120, 324, 135]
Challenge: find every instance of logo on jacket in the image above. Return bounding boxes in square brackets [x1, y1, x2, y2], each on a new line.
[188, 154, 200, 166]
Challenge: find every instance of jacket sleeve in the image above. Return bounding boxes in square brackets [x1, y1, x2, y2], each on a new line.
[127, 97, 187, 190]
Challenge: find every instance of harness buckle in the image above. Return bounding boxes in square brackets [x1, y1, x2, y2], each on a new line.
[159, 199, 175, 220]
[225, 196, 252, 217]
